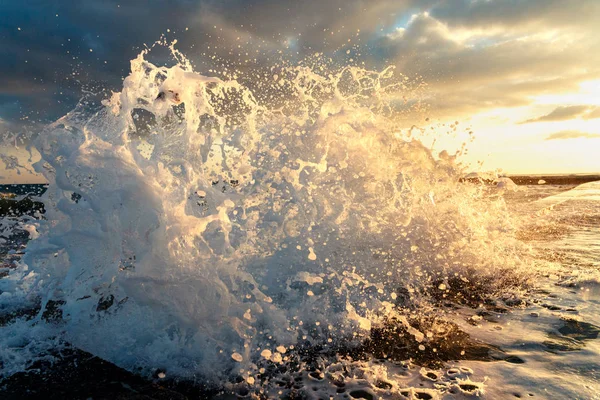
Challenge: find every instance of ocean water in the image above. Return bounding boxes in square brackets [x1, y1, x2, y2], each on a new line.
[1, 46, 599, 399]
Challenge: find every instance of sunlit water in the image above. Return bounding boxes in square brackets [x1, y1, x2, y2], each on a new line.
[0, 46, 599, 399]
[456, 182, 600, 399]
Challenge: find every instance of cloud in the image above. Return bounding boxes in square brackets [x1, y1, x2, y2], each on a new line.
[0, 0, 599, 128]
[584, 107, 600, 120]
[367, 9, 600, 118]
[522, 105, 593, 123]
[0, 1, 435, 128]
[194, 0, 431, 51]
[545, 130, 600, 140]
[522, 105, 600, 123]
[430, 0, 600, 33]
[0, 0, 205, 125]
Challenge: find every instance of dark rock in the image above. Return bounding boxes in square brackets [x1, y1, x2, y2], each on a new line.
[558, 319, 600, 341]
[0, 346, 217, 400]
[375, 380, 392, 389]
[414, 392, 433, 399]
[348, 315, 508, 368]
[503, 355, 525, 364]
[41, 299, 65, 323]
[0, 303, 41, 327]
[543, 337, 583, 353]
[349, 389, 375, 399]
[459, 384, 479, 392]
[541, 304, 562, 311]
[96, 295, 115, 312]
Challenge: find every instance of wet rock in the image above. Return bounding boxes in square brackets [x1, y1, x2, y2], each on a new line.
[414, 392, 433, 399]
[558, 319, 600, 340]
[430, 275, 490, 307]
[504, 298, 527, 308]
[476, 310, 503, 323]
[96, 294, 115, 312]
[503, 355, 525, 364]
[281, 390, 309, 400]
[349, 389, 375, 399]
[351, 316, 507, 368]
[41, 299, 65, 323]
[0, 346, 217, 400]
[0, 304, 41, 327]
[308, 371, 324, 381]
[375, 380, 392, 389]
[459, 384, 479, 392]
[0, 196, 45, 218]
[541, 304, 562, 311]
[543, 318, 600, 353]
[543, 337, 583, 352]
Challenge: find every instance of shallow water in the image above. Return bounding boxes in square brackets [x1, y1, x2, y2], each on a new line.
[467, 182, 600, 399]
[2, 182, 599, 398]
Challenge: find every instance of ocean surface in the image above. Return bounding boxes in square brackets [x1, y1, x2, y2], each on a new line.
[1, 46, 599, 399]
[1, 180, 599, 399]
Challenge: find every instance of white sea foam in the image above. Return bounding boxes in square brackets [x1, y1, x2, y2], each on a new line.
[1, 45, 528, 383]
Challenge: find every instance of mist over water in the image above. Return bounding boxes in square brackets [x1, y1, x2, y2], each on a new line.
[1, 45, 529, 384]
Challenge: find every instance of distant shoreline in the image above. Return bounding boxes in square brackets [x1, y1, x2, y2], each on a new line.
[506, 174, 600, 185]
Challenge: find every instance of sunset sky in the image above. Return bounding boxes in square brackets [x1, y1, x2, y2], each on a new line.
[1, 0, 599, 183]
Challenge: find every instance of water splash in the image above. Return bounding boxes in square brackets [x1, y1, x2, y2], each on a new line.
[4, 45, 526, 381]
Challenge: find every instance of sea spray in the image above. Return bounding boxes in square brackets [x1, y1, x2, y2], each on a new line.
[2, 44, 527, 381]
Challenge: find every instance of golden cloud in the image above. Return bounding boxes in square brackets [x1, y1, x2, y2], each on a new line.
[522, 105, 598, 124]
[545, 130, 600, 140]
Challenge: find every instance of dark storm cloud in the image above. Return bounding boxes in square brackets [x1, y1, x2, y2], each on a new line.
[0, 0, 202, 127]
[545, 130, 600, 140]
[1, 0, 599, 130]
[1, 0, 418, 127]
[0, 0, 436, 130]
